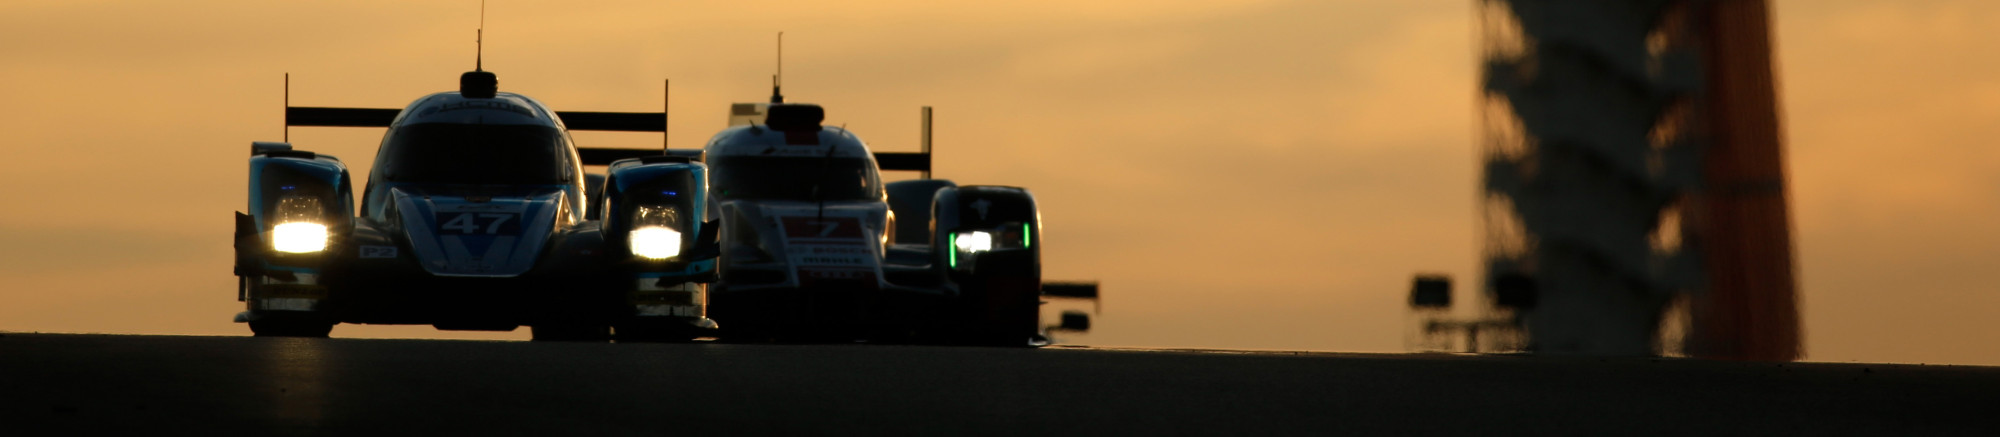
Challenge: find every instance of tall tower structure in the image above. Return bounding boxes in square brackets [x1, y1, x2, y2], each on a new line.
[1683, 0, 1801, 361]
[1475, 0, 1798, 359]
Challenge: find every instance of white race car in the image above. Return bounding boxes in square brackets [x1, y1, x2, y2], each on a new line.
[700, 98, 1097, 345]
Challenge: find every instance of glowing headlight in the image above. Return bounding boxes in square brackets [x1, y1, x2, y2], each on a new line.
[629, 205, 683, 259]
[270, 195, 328, 253]
[272, 222, 329, 253]
[954, 231, 993, 254]
[950, 231, 994, 269]
[630, 226, 683, 259]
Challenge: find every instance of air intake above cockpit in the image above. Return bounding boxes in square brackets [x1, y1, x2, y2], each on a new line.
[460, 71, 498, 99]
[765, 104, 823, 132]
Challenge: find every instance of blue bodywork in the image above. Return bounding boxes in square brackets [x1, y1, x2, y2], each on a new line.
[234, 83, 716, 338]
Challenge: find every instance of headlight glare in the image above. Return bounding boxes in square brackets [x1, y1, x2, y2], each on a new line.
[272, 222, 329, 253]
[630, 226, 683, 259]
[629, 205, 684, 260]
[270, 195, 328, 253]
[955, 231, 993, 254]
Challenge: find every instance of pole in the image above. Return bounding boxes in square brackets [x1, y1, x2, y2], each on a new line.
[283, 73, 289, 142]
[920, 106, 933, 180]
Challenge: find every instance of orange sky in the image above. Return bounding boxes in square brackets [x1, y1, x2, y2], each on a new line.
[0, 0, 1994, 365]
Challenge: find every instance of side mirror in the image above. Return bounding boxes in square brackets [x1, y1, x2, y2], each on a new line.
[681, 220, 722, 261]
[1056, 310, 1091, 332]
[233, 211, 262, 302]
[583, 173, 607, 220]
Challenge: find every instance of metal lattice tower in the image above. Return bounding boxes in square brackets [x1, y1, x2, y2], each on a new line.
[1477, 0, 1798, 358]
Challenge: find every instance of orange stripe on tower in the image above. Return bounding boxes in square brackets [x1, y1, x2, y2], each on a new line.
[1688, 0, 1803, 361]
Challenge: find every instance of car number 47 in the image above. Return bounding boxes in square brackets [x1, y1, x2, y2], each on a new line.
[441, 213, 515, 234]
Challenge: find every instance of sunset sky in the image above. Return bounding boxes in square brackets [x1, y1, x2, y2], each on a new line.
[1, 1, 1994, 365]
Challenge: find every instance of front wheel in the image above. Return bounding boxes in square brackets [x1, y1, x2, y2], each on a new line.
[614, 318, 717, 343]
[530, 324, 611, 342]
[249, 319, 334, 338]
[966, 249, 1044, 346]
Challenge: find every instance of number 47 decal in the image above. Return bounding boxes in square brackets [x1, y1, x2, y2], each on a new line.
[441, 213, 514, 234]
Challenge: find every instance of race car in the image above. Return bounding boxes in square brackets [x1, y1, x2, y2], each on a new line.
[231, 69, 720, 341]
[699, 94, 1099, 346]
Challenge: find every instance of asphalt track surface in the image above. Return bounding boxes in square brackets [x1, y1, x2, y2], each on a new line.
[2, 333, 1995, 436]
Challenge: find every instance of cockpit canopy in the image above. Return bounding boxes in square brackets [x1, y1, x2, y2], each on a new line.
[370, 91, 578, 187]
[707, 155, 880, 202]
[378, 123, 571, 185]
[703, 103, 883, 203]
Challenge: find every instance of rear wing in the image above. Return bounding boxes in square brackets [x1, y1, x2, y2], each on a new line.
[286, 106, 687, 166]
[1042, 280, 1101, 333]
[724, 103, 931, 177]
[1042, 280, 1102, 313]
[287, 107, 667, 132]
[286, 102, 935, 176]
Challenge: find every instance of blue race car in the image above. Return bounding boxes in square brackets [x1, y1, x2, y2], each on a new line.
[232, 69, 718, 341]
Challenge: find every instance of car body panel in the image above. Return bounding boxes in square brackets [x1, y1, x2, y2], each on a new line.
[235, 73, 716, 335]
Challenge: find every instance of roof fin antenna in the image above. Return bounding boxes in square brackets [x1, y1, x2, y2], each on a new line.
[458, 1, 497, 99]
[476, 0, 486, 71]
[815, 137, 835, 224]
[770, 31, 784, 104]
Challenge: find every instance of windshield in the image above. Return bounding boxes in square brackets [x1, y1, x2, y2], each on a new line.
[379, 123, 570, 185]
[708, 155, 881, 202]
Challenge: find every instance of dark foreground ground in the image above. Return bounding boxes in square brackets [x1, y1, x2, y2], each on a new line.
[1, 333, 1994, 436]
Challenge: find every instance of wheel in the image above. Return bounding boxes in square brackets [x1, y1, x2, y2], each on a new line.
[249, 319, 334, 338]
[530, 291, 616, 342]
[966, 249, 1043, 346]
[614, 318, 717, 343]
[614, 328, 696, 343]
[530, 324, 611, 342]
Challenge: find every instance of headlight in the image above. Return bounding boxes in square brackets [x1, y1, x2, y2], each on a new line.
[630, 227, 683, 259]
[272, 222, 329, 253]
[948, 224, 1033, 269]
[948, 230, 992, 269]
[270, 195, 328, 253]
[954, 231, 993, 254]
[629, 205, 682, 260]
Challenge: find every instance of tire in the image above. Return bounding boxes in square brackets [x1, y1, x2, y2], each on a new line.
[967, 250, 1042, 346]
[614, 318, 717, 343]
[614, 329, 695, 343]
[530, 324, 611, 342]
[249, 319, 334, 338]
